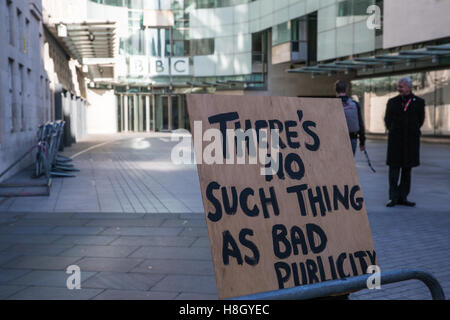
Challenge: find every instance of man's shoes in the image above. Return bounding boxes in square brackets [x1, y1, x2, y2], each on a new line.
[398, 199, 416, 207]
[386, 200, 397, 207]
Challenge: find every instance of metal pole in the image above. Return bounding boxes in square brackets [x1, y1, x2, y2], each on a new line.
[231, 269, 446, 301]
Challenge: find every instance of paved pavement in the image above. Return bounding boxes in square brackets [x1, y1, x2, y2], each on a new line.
[0, 133, 449, 300]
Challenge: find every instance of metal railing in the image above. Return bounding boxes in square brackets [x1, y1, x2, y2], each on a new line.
[0, 121, 79, 184]
[35, 121, 80, 178]
[231, 269, 445, 300]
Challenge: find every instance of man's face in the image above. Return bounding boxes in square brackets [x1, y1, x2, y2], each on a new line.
[398, 82, 412, 96]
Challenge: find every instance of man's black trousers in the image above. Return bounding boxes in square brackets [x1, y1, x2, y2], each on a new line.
[389, 166, 412, 202]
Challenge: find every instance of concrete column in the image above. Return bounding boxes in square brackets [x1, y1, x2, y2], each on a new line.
[137, 95, 145, 132]
[133, 95, 138, 132]
[123, 95, 128, 132]
[145, 95, 150, 132]
[152, 95, 156, 132]
[121, 94, 125, 132]
[118, 94, 122, 132]
[178, 96, 183, 129]
[168, 95, 173, 131]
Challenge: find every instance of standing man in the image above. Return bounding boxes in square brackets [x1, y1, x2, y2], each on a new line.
[385, 77, 425, 207]
[335, 81, 366, 156]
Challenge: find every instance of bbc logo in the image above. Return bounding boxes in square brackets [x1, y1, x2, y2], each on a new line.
[129, 56, 189, 76]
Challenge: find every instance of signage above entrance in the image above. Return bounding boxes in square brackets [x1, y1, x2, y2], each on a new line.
[129, 56, 190, 77]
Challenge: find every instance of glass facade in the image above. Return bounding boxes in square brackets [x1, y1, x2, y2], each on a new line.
[88, 0, 270, 132]
[318, 0, 380, 61]
[89, 0, 254, 9]
[352, 69, 450, 136]
[86, 0, 448, 137]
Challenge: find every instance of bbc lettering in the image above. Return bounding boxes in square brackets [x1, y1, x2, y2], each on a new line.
[129, 56, 189, 76]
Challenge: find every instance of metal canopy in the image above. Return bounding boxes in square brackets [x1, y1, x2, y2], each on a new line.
[286, 42, 450, 75]
[45, 20, 117, 82]
[427, 44, 450, 51]
[353, 58, 386, 65]
[376, 54, 422, 61]
[61, 22, 117, 61]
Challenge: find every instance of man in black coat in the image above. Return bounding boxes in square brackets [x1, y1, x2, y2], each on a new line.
[384, 77, 425, 207]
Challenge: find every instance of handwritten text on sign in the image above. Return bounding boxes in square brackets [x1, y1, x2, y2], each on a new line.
[187, 95, 376, 299]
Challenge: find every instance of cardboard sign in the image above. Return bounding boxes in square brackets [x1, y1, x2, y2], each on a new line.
[187, 94, 376, 300]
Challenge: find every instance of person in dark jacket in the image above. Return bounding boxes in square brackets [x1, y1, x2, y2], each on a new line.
[385, 77, 425, 207]
[335, 80, 366, 156]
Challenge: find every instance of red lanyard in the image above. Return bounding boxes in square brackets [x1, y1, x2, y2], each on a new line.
[403, 98, 412, 112]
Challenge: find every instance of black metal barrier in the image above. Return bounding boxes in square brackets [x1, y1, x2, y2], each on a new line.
[0, 121, 80, 197]
[231, 269, 445, 300]
[35, 121, 80, 178]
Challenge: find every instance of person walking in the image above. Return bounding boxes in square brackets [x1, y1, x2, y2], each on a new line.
[385, 77, 425, 207]
[335, 80, 366, 156]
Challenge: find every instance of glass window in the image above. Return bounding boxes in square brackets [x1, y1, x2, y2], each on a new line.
[89, 0, 254, 9]
[337, 0, 353, 27]
[435, 70, 450, 135]
[126, 0, 143, 9]
[104, 0, 124, 6]
[252, 30, 268, 64]
[352, 70, 443, 136]
[337, 0, 352, 17]
[353, 0, 375, 22]
[181, 0, 253, 9]
[190, 38, 214, 56]
[272, 21, 291, 46]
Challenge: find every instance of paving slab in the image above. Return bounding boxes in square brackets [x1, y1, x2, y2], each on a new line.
[0, 269, 31, 284]
[150, 275, 217, 294]
[93, 289, 177, 300]
[7, 286, 103, 300]
[85, 218, 164, 227]
[175, 293, 219, 300]
[48, 227, 105, 236]
[4, 256, 82, 270]
[0, 235, 62, 245]
[5, 244, 73, 256]
[109, 236, 197, 247]
[129, 247, 212, 261]
[53, 235, 118, 246]
[74, 257, 143, 273]
[59, 245, 139, 258]
[0, 286, 27, 299]
[132, 259, 215, 276]
[81, 272, 164, 291]
[101, 227, 182, 237]
[9, 270, 96, 287]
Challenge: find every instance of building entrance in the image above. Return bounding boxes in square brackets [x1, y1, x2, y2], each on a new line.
[118, 93, 189, 133]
